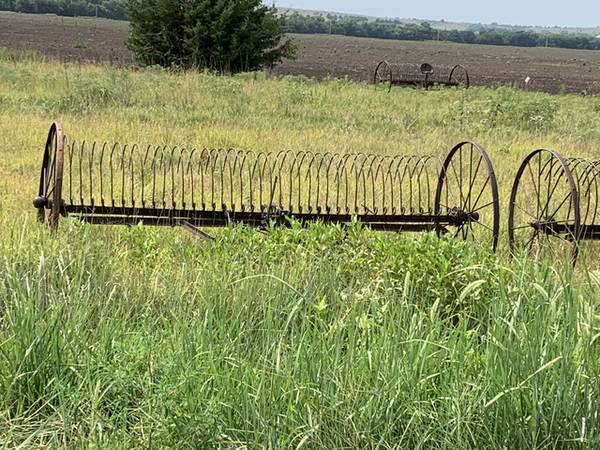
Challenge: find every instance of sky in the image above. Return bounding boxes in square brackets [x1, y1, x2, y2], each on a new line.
[273, 0, 600, 28]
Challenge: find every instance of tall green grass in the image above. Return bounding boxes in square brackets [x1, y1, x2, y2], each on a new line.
[1, 217, 599, 448]
[1, 51, 600, 447]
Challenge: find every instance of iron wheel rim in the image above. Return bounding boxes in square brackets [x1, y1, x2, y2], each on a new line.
[508, 148, 580, 266]
[435, 141, 500, 251]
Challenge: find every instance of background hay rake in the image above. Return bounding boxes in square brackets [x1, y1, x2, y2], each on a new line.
[34, 122, 500, 250]
[509, 149, 600, 264]
[373, 61, 470, 90]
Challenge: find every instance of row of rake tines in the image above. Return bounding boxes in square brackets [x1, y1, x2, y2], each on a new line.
[555, 157, 600, 226]
[65, 140, 446, 215]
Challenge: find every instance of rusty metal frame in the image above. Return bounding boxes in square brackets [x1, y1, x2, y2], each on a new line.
[373, 61, 470, 90]
[34, 123, 500, 250]
[508, 148, 592, 265]
[34, 122, 65, 231]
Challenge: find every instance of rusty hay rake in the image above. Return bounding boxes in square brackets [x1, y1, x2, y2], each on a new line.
[509, 149, 600, 264]
[373, 61, 470, 90]
[34, 122, 500, 249]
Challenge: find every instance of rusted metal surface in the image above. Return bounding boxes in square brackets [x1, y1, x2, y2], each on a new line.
[34, 123, 499, 250]
[509, 149, 600, 264]
[436, 141, 500, 250]
[34, 122, 65, 232]
[373, 61, 470, 90]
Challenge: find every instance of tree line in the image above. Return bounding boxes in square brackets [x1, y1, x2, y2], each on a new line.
[285, 13, 600, 51]
[1, 1, 599, 51]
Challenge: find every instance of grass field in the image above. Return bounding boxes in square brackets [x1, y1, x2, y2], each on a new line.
[1, 49, 600, 448]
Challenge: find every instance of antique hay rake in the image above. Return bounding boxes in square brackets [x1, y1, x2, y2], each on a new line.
[509, 149, 600, 264]
[34, 122, 500, 250]
[373, 61, 470, 90]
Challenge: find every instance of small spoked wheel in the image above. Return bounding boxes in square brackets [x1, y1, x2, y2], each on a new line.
[34, 122, 65, 231]
[448, 64, 470, 89]
[435, 141, 500, 251]
[373, 60, 393, 91]
[508, 149, 580, 265]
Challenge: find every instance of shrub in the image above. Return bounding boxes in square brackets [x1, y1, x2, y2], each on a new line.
[126, 0, 296, 72]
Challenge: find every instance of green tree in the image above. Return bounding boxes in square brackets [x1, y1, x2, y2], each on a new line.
[126, 0, 295, 72]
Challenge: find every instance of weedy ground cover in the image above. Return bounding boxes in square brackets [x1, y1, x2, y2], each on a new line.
[1, 50, 600, 448]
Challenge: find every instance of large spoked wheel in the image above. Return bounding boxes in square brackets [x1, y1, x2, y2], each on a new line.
[448, 64, 470, 89]
[33, 122, 65, 231]
[435, 141, 500, 251]
[508, 149, 580, 265]
[373, 60, 393, 91]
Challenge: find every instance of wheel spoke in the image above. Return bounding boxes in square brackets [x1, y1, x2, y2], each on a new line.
[527, 161, 541, 219]
[449, 158, 465, 208]
[472, 201, 494, 213]
[540, 172, 563, 219]
[465, 146, 473, 211]
[525, 231, 539, 251]
[45, 157, 55, 193]
[511, 223, 536, 231]
[459, 148, 464, 208]
[470, 175, 490, 212]
[537, 153, 543, 219]
[465, 154, 483, 212]
[513, 202, 538, 221]
[453, 226, 463, 239]
[467, 222, 479, 243]
[547, 193, 571, 221]
[472, 220, 493, 232]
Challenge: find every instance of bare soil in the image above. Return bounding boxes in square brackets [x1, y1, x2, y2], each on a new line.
[2, 12, 600, 94]
[0, 12, 133, 66]
[273, 34, 600, 94]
